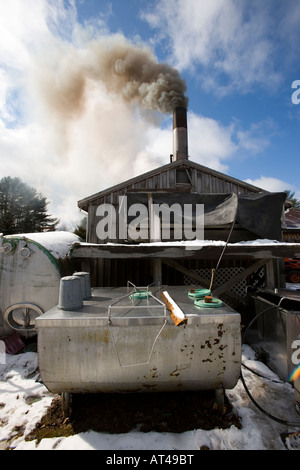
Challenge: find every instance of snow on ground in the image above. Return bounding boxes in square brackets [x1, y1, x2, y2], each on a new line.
[0, 345, 300, 451]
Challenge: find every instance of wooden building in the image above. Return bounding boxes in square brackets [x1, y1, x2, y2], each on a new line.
[284, 207, 300, 243]
[72, 108, 297, 313]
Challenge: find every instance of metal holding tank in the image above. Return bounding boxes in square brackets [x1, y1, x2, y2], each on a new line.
[248, 288, 300, 380]
[0, 231, 80, 339]
[247, 288, 300, 411]
[36, 278, 241, 403]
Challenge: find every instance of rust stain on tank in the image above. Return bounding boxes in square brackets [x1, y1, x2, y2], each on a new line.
[78, 330, 110, 343]
[217, 324, 224, 337]
[94, 330, 110, 343]
[169, 365, 189, 377]
[201, 339, 213, 349]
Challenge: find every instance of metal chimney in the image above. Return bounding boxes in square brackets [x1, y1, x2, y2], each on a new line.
[173, 106, 188, 161]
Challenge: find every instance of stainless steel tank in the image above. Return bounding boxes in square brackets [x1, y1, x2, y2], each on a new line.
[0, 232, 80, 338]
[36, 281, 241, 396]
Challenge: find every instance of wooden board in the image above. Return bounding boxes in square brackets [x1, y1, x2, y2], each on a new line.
[70, 241, 300, 261]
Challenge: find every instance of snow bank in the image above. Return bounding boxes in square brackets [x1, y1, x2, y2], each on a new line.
[1, 345, 300, 450]
[0, 352, 54, 449]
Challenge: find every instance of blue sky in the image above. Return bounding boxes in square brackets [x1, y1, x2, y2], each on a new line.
[0, 0, 300, 227]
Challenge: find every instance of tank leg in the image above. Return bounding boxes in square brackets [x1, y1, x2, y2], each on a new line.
[215, 388, 225, 410]
[61, 392, 72, 419]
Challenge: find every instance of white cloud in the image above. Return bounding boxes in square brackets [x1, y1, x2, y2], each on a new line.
[244, 177, 300, 207]
[0, 0, 78, 126]
[0, 1, 159, 226]
[0, 0, 292, 229]
[143, 0, 299, 94]
[234, 119, 276, 155]
[185, 113, 277, 174]
[0, 69, 11, 120]
[244, 176, 291, 193]
[187, 113, 235, 172]
[0, 0, 57, 69]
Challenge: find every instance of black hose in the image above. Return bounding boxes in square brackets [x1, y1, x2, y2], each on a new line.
[241, 297, 300, 427]
[241, 361, 283, 385]
[207, 216, 300, 427]
[239, 369, 300, 426]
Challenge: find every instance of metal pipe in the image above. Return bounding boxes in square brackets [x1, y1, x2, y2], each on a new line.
[173, 106, 188, 160]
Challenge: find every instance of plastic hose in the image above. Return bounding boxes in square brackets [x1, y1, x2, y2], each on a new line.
[241, 298, 300, 427]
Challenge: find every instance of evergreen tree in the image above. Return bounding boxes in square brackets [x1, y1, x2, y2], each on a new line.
[73, 217, 87, 241]
[285, 190, 300, 209]
[0, 176, 59, 235]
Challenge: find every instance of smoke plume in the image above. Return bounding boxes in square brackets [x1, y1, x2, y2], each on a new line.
[27, 35, 188, 224]
[33, 35, 188, 121]
[90, 37, 189, 113]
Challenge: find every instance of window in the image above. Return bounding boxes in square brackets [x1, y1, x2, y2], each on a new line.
[176, 169, 192, 185]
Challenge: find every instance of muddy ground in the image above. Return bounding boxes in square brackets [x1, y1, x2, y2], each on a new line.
[26, 390, 242, 444]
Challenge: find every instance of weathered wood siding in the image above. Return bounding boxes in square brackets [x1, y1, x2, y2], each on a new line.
[84, 161, 261, 245]
[77, 160, 272, 304]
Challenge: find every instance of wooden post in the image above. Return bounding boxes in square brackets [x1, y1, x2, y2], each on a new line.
[148, 193, 162, 285]
[152, 259, 162, 286]
[265, 259, 276, 290]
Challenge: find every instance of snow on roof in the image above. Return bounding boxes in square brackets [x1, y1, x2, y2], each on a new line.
[78, 238, 283, 249]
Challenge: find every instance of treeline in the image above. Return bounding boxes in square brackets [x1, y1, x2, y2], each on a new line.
[0, 176, 59, 235]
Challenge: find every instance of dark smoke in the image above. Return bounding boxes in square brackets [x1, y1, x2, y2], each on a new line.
[34, 35, 188, 119]
[91, 38, 189, 113]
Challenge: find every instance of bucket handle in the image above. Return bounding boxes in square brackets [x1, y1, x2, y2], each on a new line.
[108, 318, 167, 368]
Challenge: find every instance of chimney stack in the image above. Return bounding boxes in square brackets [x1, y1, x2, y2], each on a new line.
[173, 106, 188, 161]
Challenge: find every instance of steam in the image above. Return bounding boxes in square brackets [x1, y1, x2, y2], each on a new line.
[27, 35, 188, 224]
[33, 35, 188, 121]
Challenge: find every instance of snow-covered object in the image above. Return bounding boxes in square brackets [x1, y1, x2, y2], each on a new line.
[0, 232, 80, 338]
[161, 291, 186, 325]
[4, 231, 81, 259]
